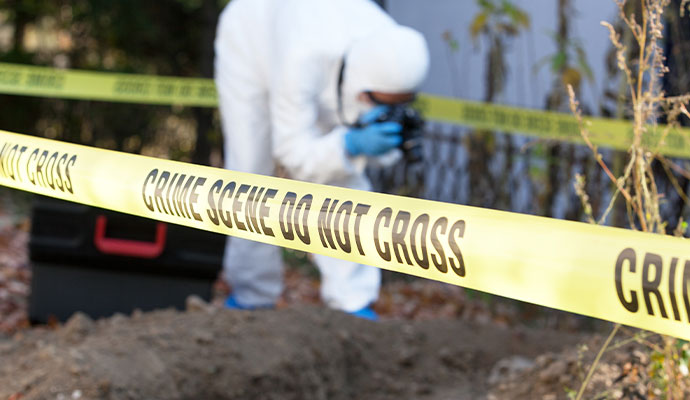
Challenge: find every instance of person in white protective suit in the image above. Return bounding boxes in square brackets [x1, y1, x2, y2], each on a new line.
[214, 0, 429, 319]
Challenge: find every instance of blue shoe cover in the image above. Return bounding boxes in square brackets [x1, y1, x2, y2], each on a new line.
[349, 305, 378, 321]
[224, 295, 274, 310]
[224, 295, 246, 310]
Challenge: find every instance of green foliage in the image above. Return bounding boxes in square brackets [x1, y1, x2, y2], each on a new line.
[680, 342, 690, 376]
[471, 0, 530, 43]
[470, 12, 489, 40]
[65, 0, 204, 74]
[649, 348, 673, 394]
[569, 1, 690, 398]
[534, 35, 594, 94]
[469, 0, 530, 103]
[442, 30, 460, 52]
[574, 44, 594, 82]
[551, 51, 567, 72]
[464, 288, 494, 305]
[564, 387, 577, 399]
[282, 248, 319, 278]
[0, 0, 223, 161]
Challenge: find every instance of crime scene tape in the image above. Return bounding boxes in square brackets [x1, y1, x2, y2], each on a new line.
[2, 62, 690, 158]
[0, 62, 217, 107]
[0, 129, 689, 341]
[417, 95, 690, 159]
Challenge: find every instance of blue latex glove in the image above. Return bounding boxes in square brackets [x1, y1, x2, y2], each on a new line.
[344, 121, 403, 156]
[345, 105, 402, 157]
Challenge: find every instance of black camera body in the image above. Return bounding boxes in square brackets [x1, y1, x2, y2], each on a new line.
[358, 105, 425, 163]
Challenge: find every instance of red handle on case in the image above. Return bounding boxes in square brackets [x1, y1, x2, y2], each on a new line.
[93, 215, 167, 258]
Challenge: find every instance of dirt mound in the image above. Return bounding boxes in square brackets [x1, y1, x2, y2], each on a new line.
[487, 330, 690, 400]
[0, 300, 587, 400]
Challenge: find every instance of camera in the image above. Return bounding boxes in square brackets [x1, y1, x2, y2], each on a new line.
[362, 105, 425, 163]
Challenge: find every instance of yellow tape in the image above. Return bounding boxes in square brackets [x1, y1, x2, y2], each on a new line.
[0, 62, 217, 107]
[1, 62, 689, 157]
[0, 129, 689, 340]
[417, 94, 690, 159]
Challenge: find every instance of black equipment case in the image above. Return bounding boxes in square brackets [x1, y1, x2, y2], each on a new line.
[28, 196, 226, 323]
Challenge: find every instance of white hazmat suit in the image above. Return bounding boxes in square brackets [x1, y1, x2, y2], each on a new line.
[214, 0, 429, 312]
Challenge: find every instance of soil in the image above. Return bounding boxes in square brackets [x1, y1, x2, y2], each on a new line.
[1, 300, 589, 400]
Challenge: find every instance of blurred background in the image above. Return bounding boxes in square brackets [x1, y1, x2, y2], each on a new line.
[0, 0, 689, 326]
[0, 0, 689, 227]
[0, 1, 689, 398]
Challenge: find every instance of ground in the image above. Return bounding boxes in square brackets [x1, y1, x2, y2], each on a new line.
[0, 192, 688, 399]
[0, 304, 588, 400]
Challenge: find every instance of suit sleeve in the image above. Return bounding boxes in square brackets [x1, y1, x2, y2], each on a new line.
[269, 48, 365, 185]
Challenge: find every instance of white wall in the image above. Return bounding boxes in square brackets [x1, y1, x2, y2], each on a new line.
[388, 0, 618, 113]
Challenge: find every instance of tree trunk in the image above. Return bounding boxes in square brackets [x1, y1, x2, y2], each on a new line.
[192, 0, 219, 166]
[11, 0, 29, 56]
[544, 0, 572, 218]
